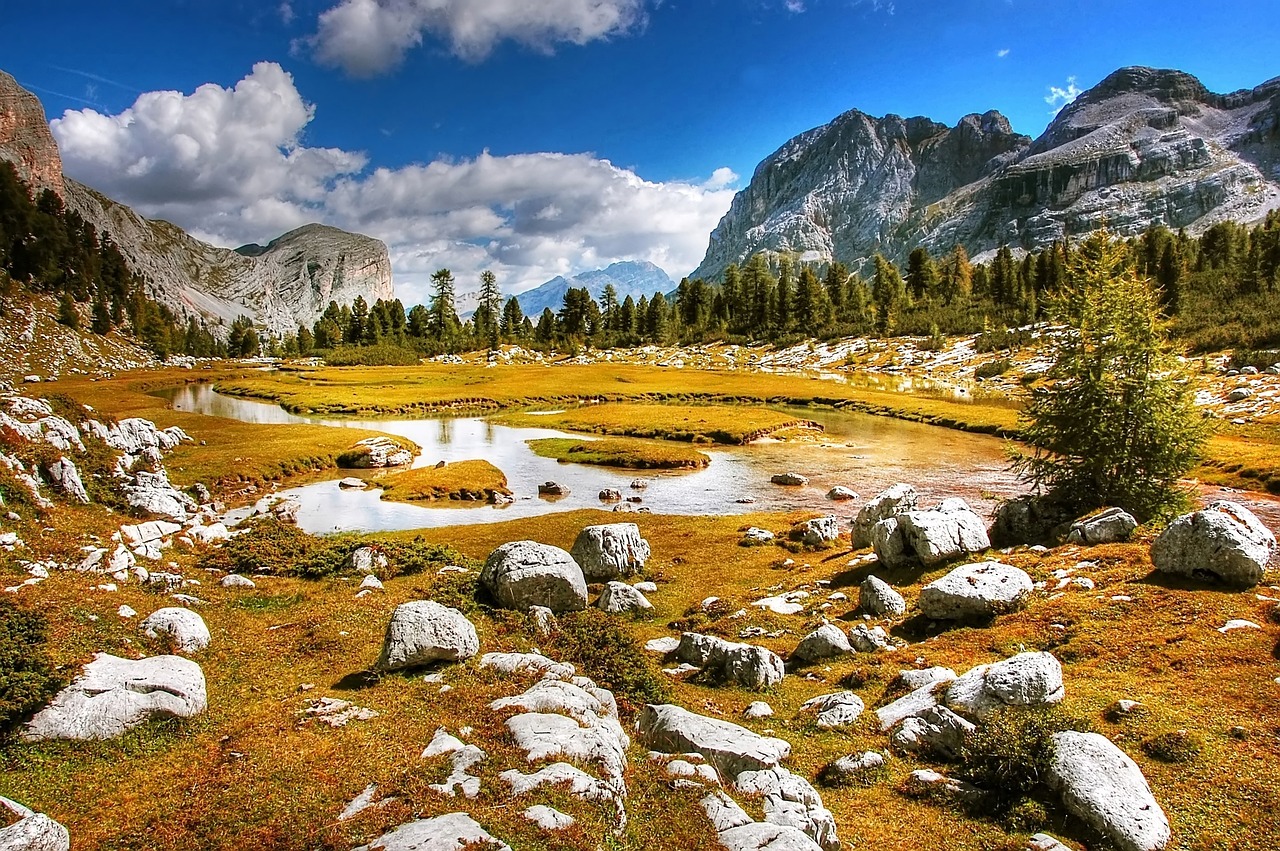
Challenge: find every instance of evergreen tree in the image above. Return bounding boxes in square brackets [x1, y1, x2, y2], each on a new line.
[905, 247, 940, 302]
[871, 255, 906, 335]
[475, 270, 501, 348]
[57, 292, 79, 329]
[500, 296, 525, 340]
[428, 268, 460, 342]
[1012, 231, 1209, 520]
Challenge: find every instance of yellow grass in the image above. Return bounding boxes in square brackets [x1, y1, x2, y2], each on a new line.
[6, 505, 1277, 850]
[503, 404, 817, 445]
[526, 437, 711, 469]
[376, 460, 511, 504]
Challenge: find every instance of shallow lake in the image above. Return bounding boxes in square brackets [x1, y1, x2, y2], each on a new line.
[158, 383, 1280, 540]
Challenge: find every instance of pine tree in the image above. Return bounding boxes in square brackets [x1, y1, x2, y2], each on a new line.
[1011, 231, 1209, 520]
[476, 270, 501, 348]
[428, 269, 459, 342]
[57, 292, 79, 329]
[871, 255, 906, 335]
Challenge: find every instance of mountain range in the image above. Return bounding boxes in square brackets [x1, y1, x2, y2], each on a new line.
[693, 66, 1280, 280]
[460, 261, 675, 319]
[0, 71, 392, 336]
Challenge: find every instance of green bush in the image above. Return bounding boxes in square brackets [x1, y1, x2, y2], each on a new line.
[544, 608, 670, 712]
[0, 600, 62, 734]
[957, 705, 1090, 816]
[974, 358, 1011, 380]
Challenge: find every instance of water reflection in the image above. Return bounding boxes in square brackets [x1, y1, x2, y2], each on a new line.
[160, 384, 1022, 535]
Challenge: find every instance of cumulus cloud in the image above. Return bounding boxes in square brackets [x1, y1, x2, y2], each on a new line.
[51, 64, 736, 307]
[304, 0, 649, 75]
[996, 48, 1010, 58]
[1045, 75, 1082, 114]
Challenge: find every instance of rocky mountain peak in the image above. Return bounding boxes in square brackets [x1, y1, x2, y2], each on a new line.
[694, 65, 1280, 281]
[0, 70, 64, 194]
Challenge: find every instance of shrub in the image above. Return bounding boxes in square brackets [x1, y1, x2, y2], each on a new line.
[0, 600, 62, 734]
[975, 327, 1033, 353]
[1228, 349, 1280, 371]
[1142, 730, 1202, 763]
[974, 358, 1011, 380]
[957, 705, 1091, 816]
[544, 609, 669, 711]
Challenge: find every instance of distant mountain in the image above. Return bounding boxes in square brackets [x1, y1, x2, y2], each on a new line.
[0, 70, 393, 336]
[693, 66, 1280, 279]
[461, 260, 675, 319]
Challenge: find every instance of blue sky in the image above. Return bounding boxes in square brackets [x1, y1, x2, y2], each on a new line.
[6, 0, 1279, 304]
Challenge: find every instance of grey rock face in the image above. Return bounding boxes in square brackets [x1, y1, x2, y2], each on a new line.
[480, 541, 588, 612]
[859, 575, 907, 617]
[22, 653, 207, 742]
[1151, 500, 1277, 586]
[140, 607, 211, 654]
[570, 523, 651, 580]
[918, 561, 1033, 620]
[637, 704, 792, 778]
[0, 796, 69, 851]
[944, 651, 1065, 721]
[796, 515, 841, 546]
[45, 457, 89, 504]
[893, 499, 991, 567]
[694, 66, 1280, 284]
[595, 581, 654, 613]
[676, 632, 786, 689]
[852, 484, 918, 548]
[791, 624, 852, 663]
[1068, 507, 1138, 545]
[374, 601, 479, 672]
[1048, 731, 1171, 851]
[351, 813, 511, 851]
[891, 704, 975, 759]
[799, 692, 865, 729]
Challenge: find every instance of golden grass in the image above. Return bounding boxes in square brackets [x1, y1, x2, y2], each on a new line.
[1199, 422, 1280, 494]
[213, 362, 1022, 436]
[503, 403, 815, 445]
[376, 460, 511, 504]
[39, 369, 417, 496]
[526, 437, 711, 469]
[4, 507, 1280, 850]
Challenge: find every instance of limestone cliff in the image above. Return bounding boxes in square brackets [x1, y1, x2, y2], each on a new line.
[0, 71, 393, 336]
[694, 66, 1280, 279]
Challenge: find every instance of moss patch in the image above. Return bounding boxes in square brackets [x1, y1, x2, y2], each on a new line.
[376, 460, 511, 505]
[526, 437, 710, 469]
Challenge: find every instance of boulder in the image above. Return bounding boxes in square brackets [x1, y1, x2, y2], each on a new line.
[903, 769, 987, 806]
[1227, 388, 1252, 402]
[1048, 731, 1171, 851]
[790, 624, 852, 663]
[890, 705, 974, 758]
[1151, 501, 1277, 586]
[637, 704, 791, 778]
[744, 701, 774, 720]
[45, 457, 89, 504]
[799, 692, 865, 729]
[123, 468, 197, 521]
[852, 483, 917, 547]
[538, 481, 568, 496]
[859, 575, 906, 617]
[140, 607, 211, 653]
[847, 624, 893, 653]
[989, 494, 1064, 546]
[596, 581, 654, 614]
[826, 486, 858, 501]
[524, 805, 574, 831]
[796, 516, 840, 546]
[875, 671, 958, 731]
[344, 436, 413, 468]
[480, 541, 588, 612]
[734, 766, 840, 851]
[676, 633, 785, 689]
[22, 653, 206, 741]
[338, 477, 367, 489]
[374, 601, 479, 672]
[742, 527, 776, 545]
[219, 574, 255, 589]
[1068, 507, 1138, 545]
[771, 472, 809, 486]
[570, 523, 651, 580]
[819, 751, 884, 786]
[348, 546, 388, 574]
[895, 499, 991, 566]
[351, 813, 511, 851]
[0, 796, 69, 851]
[870, 518, 910, 568]
[598, 488, 622, 502]
[918, 561, 1032, 620]
[944, 652, 1064, 721]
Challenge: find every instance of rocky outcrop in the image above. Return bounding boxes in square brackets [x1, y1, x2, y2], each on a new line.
[1151, 500, 1277, 586]
[675, 632, 786, 690]
[140, 607, 211, 654]
[1048, 731, 1171, 851]
[22, 653, 207, 742]
[0, 72, 394, 337]
[694, 66, 1280, 280]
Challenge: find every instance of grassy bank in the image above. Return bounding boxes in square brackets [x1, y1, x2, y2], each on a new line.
[504, 403, 818, 445]
[6, 507, 1277, 850]
[526, 437, 711, 469]
[377, 460, 511, 504]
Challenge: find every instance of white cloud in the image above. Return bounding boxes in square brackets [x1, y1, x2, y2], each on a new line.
[1045, 75, 1082, 114]
[304, 0, 649, 76]
[996, 48, 1010, 58]
[279, 2, 295, 24]
[785, 0, 806, 12]
[51, 64, 736, 307]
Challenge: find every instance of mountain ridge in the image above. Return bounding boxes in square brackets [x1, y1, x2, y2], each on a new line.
[693, 65, 1280, 279]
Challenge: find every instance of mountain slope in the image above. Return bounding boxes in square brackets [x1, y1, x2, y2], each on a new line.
[0, 70, 393, 336]
[694, 66, 1280, 279]
[509, 261, 675, 318]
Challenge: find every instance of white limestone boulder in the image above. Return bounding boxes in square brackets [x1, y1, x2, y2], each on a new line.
[790, 625, 852, 663]
[896, 499, 991, 566]
[795, 516, 840, 547]
[140, 607, 211, 653]
[481, 541, 588, 612]
[595, 581, 654, 614]
[1151, 501, 1276, 586]
[351, 813, 510, 851]
[944, 652, 1064, 721]
[852, 483, 918, 548]
[859, 575, 906, 617]
[1068, 507, 1138, 545]
[1047, 731, 1171, 851]
[918, 561, 1032, 620]
[637, 704, 791, 779]
[0, 796, 69, 851]
[374, 601, 479, 672]
[570, 523, 651, 580]
[676, 633, 785, 690]
[22, 653, 207, 742]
